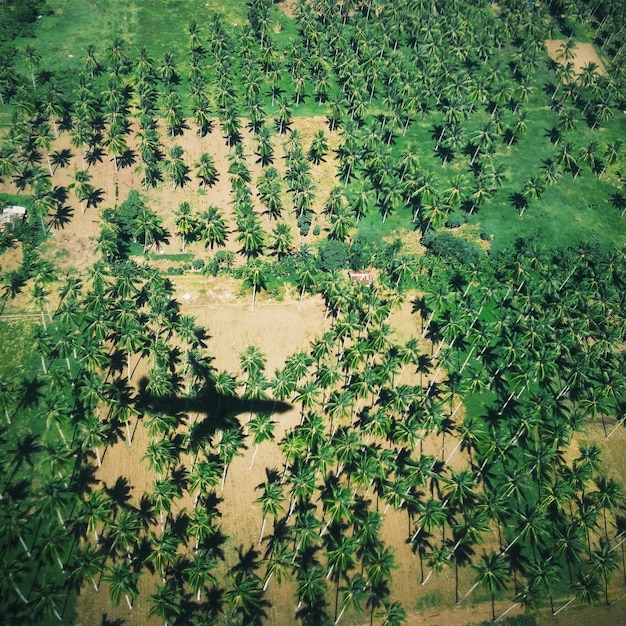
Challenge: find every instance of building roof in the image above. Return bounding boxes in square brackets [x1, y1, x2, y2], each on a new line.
[0, 205, 27, 227]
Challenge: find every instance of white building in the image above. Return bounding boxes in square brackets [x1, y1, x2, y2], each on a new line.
[0, 205, 27, 228]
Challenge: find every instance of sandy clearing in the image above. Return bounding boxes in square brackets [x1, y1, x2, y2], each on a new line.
[545, 40, 606, 76]
[277, 1, 296, 19]
[0, 114, 339, 279]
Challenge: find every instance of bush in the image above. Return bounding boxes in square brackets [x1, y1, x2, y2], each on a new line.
[349, 234, 376, 271]
[297, 212, 312, 237]
[421, 229, 484, 266]
[317, 239, 348, 272]
[312, 223, 321, 236]
[192, 258, 205, 270]
[445, 211, 468, 228]
[204, 258, 219, 276]
[0, 0, 47, 47]
[374, 239, 402, 271]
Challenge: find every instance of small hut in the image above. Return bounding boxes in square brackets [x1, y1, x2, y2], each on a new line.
[0, 205, 26, 229]
[348, 270, 373, 284]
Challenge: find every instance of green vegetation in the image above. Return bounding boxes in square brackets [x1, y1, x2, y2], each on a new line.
[1, 0, 626, 625]
[0, 0, 47, 48]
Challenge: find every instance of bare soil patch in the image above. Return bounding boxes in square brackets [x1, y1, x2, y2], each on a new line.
[277, 0, 297, 19]
[545, 40, 606, 76]
[0, 115, 339, 281]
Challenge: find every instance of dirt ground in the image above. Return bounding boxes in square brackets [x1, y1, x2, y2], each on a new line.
[0, 113, 339, 280]
[277, 0, 296, 19]
[545, 40, 606, 76]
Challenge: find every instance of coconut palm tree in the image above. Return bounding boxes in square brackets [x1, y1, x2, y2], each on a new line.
[149, 579, 182, 625]
[335, 572, 368, 624]
[132, 205, 166, 252]
[195, 152, 219, 188]
[591, 476, 624, 539]
[269, 222, 294, 258]
[219, 427, 247, 490]
[24, 44, 41, 89]
[227, 558, 269, 625]
[236, 213, 265, 258]
[248, 412, 276, 470]
[198, 205, 228, 250]
[589, 538, 618, 605]
[103, 561, 139, 609]
[30, 576, 65, 622]
[242, 259, 269, 312]
[467, 551, 511, 621]
[174, 202, 198, 252]
[255, 472, 285, 544]
[166, 145, 191, 189]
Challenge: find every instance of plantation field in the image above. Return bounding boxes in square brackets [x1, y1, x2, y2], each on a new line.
[2, 1, 626, 626]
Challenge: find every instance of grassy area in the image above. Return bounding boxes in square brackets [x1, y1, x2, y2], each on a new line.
[0, 319, 37, 378]
[13, 0, 247, 72]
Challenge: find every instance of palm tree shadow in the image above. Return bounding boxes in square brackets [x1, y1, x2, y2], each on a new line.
[136, 375, 292, 440]
[101, 614, 124, 626]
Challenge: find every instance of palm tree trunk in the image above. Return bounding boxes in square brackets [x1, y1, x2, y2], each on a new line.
[249, 443, 260, 470]
[553, 596, 576, 615]
[10, 575, 28, 603]
[221, 464, 229, 490]
[335, 602, 348, 624]
[125, 420, 132, 446]
[18, 534, 31, 558]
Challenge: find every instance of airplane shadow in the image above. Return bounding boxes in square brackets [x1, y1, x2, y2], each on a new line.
[135, 374, 292, 440]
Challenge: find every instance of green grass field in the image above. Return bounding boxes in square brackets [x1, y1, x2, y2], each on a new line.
[28, 0, 247, 65]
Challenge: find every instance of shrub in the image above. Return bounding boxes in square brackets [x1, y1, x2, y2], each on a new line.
[421, 229, 483, 266]
[317, 239, 348, 272]
[192, 258, 205, 270]
[297, 212, 312, 237]
[349, 234, 376, 270]
[204, 258, 219, 276]
[445, 212, 468, 228]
